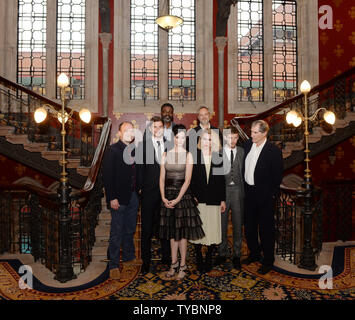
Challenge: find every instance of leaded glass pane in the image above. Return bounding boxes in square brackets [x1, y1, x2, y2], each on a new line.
[273, 0, 297, 102]
[17, 0, 47, 95]
[168, 0, 195, 101]
[57, 0, 86, 99]
[237, 0, 264, 102]
[130, 0, 159, 101]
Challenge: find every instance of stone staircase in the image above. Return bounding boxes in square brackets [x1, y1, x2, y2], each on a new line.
[0, 124, 89, 188]
[281, 110, 355, 169]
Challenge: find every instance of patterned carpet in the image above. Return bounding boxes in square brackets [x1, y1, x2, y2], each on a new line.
[0, 243, 354, 300]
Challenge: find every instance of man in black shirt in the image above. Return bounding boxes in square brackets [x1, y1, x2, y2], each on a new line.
[102, 121, 139, 280]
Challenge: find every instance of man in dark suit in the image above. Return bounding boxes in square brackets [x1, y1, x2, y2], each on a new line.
[161, 103, 175, 150]
[216, 126, 244, 270]
[242, 120, 283, 275]
[102, 121, 139, 280]
[137, 116, 171, 273]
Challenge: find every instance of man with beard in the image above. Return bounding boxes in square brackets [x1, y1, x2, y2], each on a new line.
[160, 103, 175, 150]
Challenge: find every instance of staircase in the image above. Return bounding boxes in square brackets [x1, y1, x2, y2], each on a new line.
[0, 75, 112, 282]
[281, 111, 355, 169]
[232, 66, 355, 171]
[0, 125, 90, 188]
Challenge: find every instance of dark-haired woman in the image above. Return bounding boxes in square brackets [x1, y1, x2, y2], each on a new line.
[159, 124, 205, 280]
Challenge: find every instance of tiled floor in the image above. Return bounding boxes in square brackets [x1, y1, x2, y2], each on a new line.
[1, 240, 354, 288]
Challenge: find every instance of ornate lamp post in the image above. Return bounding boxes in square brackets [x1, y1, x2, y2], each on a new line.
[34, 73, 91, 282]
[286, 80, 335, 271]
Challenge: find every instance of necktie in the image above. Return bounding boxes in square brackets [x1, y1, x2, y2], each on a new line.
[231, 149, 234, 165]
[156, 140, 162, 162]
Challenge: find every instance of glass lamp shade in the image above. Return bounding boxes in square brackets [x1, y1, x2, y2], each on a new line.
[57, 73, 69, 88]
[293, 116, 302, 127]
[155, 15, 183, 30]
[300, 80, 311, 94]
[34, 107, 48, 123]
[324, 110, 336, 125]
[286, 110, 299, 124]
[79, 108, 92, 123]
[57, 111, 69, 124]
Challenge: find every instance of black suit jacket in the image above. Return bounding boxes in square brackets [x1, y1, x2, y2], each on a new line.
[102, 140, 137, 205]
[243, 139, 283, 198]
[191, 150, 226, 205]
[136, 133, 168, 193]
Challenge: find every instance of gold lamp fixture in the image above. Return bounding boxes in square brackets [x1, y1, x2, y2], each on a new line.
[155, 1, 183, 30]
[286, 80, 336, 128]
[34, 73, 92, 125]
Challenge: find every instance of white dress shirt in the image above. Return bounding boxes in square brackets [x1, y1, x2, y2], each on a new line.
[244, 139, 267, 186]
[164, 125, 173, 141]
[224, 145, 237, 162]
[152, 137, 164, 162]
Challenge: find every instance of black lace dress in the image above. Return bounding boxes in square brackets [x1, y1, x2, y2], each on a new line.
[159, 151, 205, 241]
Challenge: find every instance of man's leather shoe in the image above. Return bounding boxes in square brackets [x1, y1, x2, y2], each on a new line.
[257, 265, 273, 275]
[214, 256, 227, 266]
[232, 257, 241, 270]
[241, 255, 260, 265]
[141, 263, 150, 274]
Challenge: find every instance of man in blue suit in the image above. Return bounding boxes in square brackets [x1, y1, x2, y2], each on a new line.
[102, 121, 139, 280]
[242, 120, 283, 275]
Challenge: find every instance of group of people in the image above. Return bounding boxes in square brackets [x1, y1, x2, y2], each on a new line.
[102, 103, 283, 281]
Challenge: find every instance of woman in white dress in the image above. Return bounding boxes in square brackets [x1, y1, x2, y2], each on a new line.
[190, 129, 226, 273]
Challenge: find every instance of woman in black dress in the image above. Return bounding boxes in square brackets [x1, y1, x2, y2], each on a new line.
[159, 124, 204, 280]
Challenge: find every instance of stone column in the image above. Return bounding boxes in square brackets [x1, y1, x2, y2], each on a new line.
[99, 33, 112, 117]
[215, 36, 227, 129]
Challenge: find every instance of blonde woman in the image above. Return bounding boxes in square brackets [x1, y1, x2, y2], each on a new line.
[190, 129, 226, 273]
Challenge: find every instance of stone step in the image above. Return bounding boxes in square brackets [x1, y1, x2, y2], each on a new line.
[0, 126, 14, 136]
[282, 149, 292, 158]
[41, 150, 62, 161]
[284, 141, 304, 151]
[66, 158, 81, 169]
[23, 142, 48, 152]
[98, 212, 111, 221]
[95, 225, 110, 238]
[76, 166, 90, 176]
[345, 111, 355, 120]
[5, 134, 28, 144]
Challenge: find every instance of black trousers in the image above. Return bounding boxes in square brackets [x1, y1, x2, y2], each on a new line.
[141, 188, 171, 265]
[244, 184, 276, 267]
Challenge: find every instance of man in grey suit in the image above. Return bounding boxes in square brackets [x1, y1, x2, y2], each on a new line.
[215, 126, 244, 270]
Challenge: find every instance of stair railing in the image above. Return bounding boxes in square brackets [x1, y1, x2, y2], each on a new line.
[0, 75, 108, 183]
[231, 67, 354, 270]
[231, 66, 355, 148]
[0, 76, 112, 282]
[0, 118, 111, 281]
